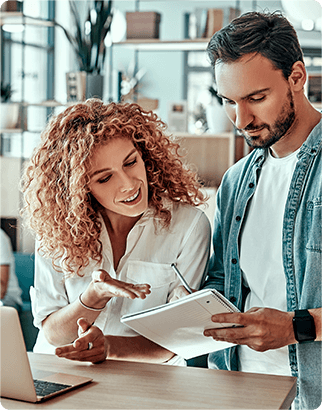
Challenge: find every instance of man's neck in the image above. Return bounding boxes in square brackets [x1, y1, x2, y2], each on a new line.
[270, 102, 321, 158]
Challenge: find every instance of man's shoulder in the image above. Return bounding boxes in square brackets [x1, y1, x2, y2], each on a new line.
[222, 149, 264, 184]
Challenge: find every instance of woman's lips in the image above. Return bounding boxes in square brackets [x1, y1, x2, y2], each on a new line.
[122, 188, 141, 204]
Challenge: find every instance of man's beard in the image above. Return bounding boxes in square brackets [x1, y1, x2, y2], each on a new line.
[240, 89, 296, 149]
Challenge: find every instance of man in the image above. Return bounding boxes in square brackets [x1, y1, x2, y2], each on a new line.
[202, 11, 321, 410]
[0, 228, 22, 311]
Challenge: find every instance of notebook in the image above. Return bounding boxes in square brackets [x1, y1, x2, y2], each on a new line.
[0, 306, 92, 403]
[121, 288, 240, 360]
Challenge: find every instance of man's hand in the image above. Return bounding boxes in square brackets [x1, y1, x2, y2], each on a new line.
[204, 307, 296, 351]
[55, 317, 107, 363]
[81, 269, 151, 310]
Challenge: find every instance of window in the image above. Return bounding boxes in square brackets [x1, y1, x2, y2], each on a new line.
[1, 0, 55, 158]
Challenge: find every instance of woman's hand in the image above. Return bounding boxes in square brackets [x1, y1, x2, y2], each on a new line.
[55, 317, 108, 363]
[169, 285, 196, 302]
[81, 269, 151, 310]
[56, 317, 176, 364]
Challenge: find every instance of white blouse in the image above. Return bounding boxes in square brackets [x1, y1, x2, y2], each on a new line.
[31, 203, 211, 362]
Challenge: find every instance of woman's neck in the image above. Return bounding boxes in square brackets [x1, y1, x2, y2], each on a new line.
[101, 211, 143, 270]
[102, 210, 142, 236]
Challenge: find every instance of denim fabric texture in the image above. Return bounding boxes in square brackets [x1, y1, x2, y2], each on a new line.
[203, 119, 322, 410]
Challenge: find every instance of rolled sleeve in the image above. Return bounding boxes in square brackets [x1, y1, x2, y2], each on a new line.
[31, 250, 68, 329]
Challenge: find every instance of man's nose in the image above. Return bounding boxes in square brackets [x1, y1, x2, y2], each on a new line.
[234, 103, 254, 130]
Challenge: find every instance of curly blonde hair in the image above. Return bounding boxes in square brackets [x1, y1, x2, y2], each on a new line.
[21, 99, 205, 275]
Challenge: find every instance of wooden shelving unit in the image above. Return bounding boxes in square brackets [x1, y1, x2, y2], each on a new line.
[176, 132, 235, 187]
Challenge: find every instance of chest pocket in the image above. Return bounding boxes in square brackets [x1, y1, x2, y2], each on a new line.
[306, 197, 321, 252]
[120, 261, 176, 316]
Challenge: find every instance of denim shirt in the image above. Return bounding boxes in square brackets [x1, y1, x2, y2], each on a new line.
[203, 119, 322, 410]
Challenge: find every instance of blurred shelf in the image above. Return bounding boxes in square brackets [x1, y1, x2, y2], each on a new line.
[114, 38, 210, 51]
[0, 12, 54, 27]
[22, 100, 67, 108]
[0, 128, 23, 134]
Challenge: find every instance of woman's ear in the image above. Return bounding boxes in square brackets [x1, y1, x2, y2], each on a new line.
[288, 61, 307, 91]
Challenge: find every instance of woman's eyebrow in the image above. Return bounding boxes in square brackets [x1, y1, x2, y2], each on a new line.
[90, 148, 137, 178]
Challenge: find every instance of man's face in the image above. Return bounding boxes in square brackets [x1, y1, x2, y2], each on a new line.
[215, 53, 296, 150]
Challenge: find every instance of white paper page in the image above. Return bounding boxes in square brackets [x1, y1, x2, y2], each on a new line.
[121, 289, 239, 359]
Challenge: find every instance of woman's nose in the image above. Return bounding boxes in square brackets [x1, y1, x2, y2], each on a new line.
[119, 172, 134, 192]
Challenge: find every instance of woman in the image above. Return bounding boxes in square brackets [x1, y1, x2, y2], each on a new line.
[21, 99, 211, 365]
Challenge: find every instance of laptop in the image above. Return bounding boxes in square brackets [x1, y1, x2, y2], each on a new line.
[0, 306, 92, 402]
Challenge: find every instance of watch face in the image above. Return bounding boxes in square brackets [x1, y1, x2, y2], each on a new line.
[293, 315, 316, 343]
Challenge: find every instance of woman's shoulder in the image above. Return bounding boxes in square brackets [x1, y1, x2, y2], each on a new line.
[171, 203, 209, 227]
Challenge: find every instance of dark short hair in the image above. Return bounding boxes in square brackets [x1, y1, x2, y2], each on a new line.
[207, 11, 304, 79]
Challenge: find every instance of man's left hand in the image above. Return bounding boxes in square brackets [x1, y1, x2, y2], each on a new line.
[204, 307, 296, 351]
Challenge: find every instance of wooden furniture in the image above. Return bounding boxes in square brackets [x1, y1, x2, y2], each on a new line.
[1, 353, 297, 409]
[177, 132, 235, 187]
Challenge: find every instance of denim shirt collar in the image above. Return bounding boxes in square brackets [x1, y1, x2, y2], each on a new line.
[297, 117, 322, 159]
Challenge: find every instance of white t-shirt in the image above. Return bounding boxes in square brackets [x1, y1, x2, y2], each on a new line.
[238, 148, 299, 376]
[0, 229, 22, 307]
[31, 203, 211, 364]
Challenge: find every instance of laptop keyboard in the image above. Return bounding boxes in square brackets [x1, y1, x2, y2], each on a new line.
[34, 379, 71, 397]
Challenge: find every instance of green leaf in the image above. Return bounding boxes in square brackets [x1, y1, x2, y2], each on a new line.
[56, 0, 113, 73]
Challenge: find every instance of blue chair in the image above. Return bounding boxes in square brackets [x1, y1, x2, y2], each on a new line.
[14, 252, 39, 351]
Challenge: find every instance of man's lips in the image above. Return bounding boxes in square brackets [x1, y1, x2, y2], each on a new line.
[243, 125, 267, 134]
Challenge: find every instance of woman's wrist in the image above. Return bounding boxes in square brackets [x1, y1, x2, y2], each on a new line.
[78, 293, 106, 311]
[80, 284, 110, 310]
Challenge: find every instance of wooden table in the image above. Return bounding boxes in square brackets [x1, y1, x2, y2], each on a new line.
[2, 353, 297, 409]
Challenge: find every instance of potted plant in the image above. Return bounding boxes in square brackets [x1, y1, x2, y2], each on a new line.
[0, 82, 21, 130]
[56, 0, 113, 101]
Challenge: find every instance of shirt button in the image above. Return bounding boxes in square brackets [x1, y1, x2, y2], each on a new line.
[232, 258, 237, 264]
[249, 182, 254, 188]
[236, 216, 241, 221]
[230, 296, 236, 303]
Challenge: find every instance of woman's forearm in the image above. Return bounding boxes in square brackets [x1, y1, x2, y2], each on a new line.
[42, 298, 102, 346]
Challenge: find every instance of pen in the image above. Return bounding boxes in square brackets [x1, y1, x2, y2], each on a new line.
[171, 263, 193, 294]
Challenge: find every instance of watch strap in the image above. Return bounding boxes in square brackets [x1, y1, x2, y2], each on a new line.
[293, 309, 316, 344]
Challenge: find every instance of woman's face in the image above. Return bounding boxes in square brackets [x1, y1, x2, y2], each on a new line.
[89, 138, 148, 220]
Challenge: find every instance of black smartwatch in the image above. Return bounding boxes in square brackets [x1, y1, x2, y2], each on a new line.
[292, 309, 316, 344]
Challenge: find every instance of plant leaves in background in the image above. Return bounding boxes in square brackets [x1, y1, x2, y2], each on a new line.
[56, 0, 113, 74]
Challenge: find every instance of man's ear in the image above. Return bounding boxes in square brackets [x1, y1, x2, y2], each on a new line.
[288, 61, 307, 91]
